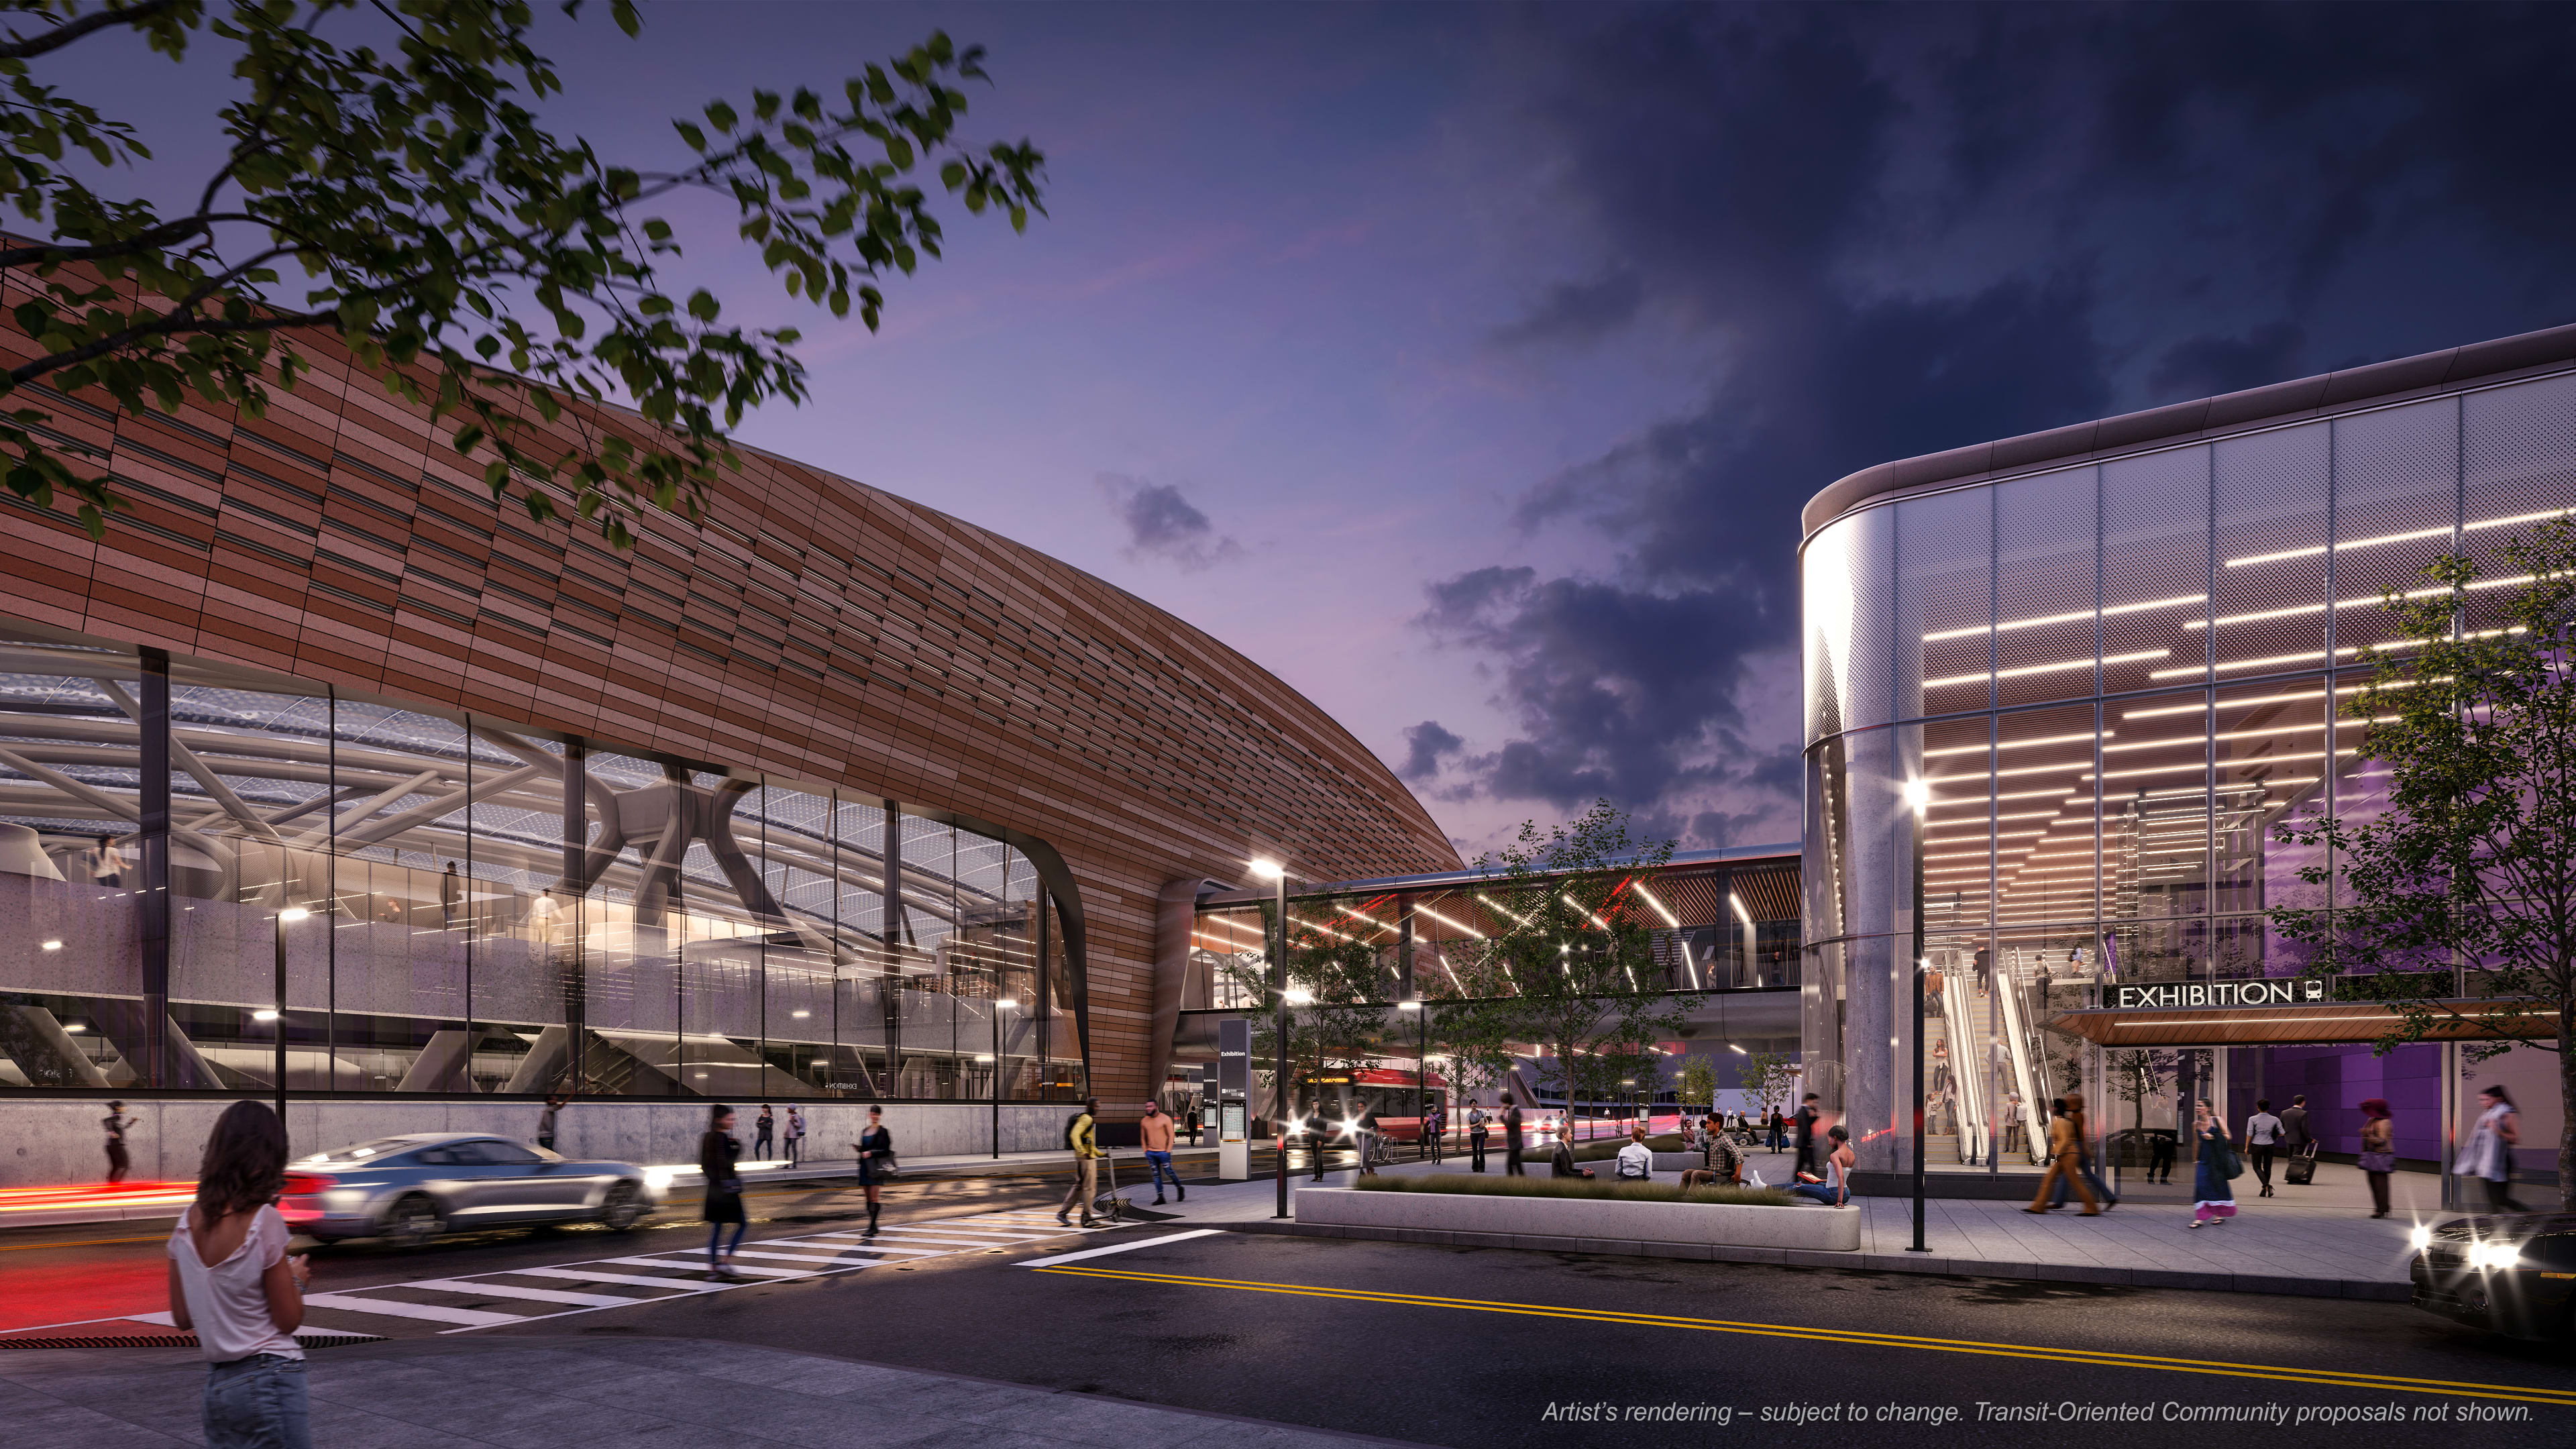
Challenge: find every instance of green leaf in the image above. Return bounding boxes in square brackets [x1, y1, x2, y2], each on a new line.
[686, 289, 720, 322]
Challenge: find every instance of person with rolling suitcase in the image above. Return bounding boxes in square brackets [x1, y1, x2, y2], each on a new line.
[2281, 1095, 2316, 1187]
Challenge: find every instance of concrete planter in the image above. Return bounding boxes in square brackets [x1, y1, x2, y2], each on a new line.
[1295, 1185, 1860, 1251]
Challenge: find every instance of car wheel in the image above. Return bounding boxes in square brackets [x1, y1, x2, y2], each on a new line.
[382, 1193, 443, 1248]
[598, 1180, 644, 1232]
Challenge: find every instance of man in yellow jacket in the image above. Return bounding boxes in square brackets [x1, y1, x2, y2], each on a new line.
[1057, 1096, 1103, 1227]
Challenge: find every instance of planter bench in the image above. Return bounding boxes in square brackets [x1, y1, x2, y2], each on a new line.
[1294, 1185, 1860, 1252]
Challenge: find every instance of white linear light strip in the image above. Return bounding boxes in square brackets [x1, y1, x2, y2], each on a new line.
[1410, 903, 1486, 940]
[2192, 576, 2536, 631]
[2121, 678, 2430, 718]
[1630, 879, 1682, 930]
[1923, 729, 2104, 758]
[2098, 718, 2396, 754]
[1929, 786, 2100, 807]
[2224, 506, 2576, 569]
[1921, 592, 2206, 643]
[2081, 749, 2354, 781]
[1925, 649, 2164, 690]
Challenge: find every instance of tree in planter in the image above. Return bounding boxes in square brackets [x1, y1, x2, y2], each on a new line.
[2270, 520, 2576, 1210]
[2108, 1049, 2177, 1166]
[1477, 799, 1698, 1144]
[1, 1, 1044, 540]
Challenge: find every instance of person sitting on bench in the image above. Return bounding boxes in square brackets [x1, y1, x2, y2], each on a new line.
[1550, 1138, 1595, 1179]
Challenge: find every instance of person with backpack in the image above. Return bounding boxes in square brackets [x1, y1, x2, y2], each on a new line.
[168, 1101, 311, 1449]
[1055, 1097, 1102, 1228]
[784, 1106, 806, 1165]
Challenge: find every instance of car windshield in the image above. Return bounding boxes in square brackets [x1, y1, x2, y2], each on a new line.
[297, 1137, 431, 1166]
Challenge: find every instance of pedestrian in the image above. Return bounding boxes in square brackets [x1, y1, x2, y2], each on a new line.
[2188, 1099, 2239, 1229]
[700, 1104, 748, 1278]
[1424, 1097, 1446, 1163]
[439, 860, 462, 929]
[2243, 1097, 2282, 1198]
[1468, 1102, 1490, 1172]
[1305, 1107, 1332, 1181]
[1783, 1125, 1852, 1206]
[2147, 1126, 2177, 1185]
[1356, 1106, 1381, 1177]
[167, 1100, 311, 1449]
[1140, 1099, 1183, 1204]
[1502, 1093, 1527, 1177]
[103, 1099, 135, 1185]
[851, 1105, 894, 1237]
[535, 1094, 563, 1154]
[785, 1106, 805, 1165]
[1766, 1106, 1784, 1155]
[2046, 1091, 2116, 1211]
[1792, 1092, 1821, 1178]
[753, 1104, 775, 1160]
[2023, 1096, 2101, 1216]
[1057, 1096, 1102, 1227]
[2002, 1093, 2027, 1157]
[2358, 1097, 2396, 1220]
[2454, 1084, 2526, 1212]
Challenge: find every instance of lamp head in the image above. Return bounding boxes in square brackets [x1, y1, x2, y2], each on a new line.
[1248, 858, 1285, 881]
[278, 906, 312, 923]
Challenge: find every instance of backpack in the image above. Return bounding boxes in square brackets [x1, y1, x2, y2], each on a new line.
[1065, 1112, 1087, 1149]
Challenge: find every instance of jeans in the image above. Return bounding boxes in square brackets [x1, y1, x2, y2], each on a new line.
[708, 1220, 746, 1264]
[204, 1354, 311, 1449]
[1784, 1183, 1841, 1207]
[1144, 1149, 1178, 1195]
[753, 1129, 773, 1159]
[1469, 1130, 1487, 1171]
[784, 1136, 801, 1164]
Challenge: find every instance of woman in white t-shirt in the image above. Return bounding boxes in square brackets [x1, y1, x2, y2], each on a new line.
[168, 1101, 311, 1449]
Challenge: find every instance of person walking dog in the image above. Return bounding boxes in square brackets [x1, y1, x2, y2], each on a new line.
[168, 1101, 311, 1449]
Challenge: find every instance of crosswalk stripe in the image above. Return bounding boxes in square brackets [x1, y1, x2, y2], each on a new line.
[604, 1256, 811, 1279]
[820, 1232, 1024, 1248]
[505, 1268, 718, 1292]
[299, 1292, 526, 1328]
[403, 1279, 649, 1308]
[721, 1246, 910, 1265]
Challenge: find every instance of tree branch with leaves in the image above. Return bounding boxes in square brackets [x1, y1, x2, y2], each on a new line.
[0, 0, 1043, 539]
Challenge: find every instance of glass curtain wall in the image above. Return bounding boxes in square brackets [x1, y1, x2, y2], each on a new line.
[0, 623, 1083, 1100]
[1803, 373, 2576, 1173]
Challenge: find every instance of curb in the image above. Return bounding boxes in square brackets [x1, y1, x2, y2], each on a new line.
[1232, 1220, 2413, 1302]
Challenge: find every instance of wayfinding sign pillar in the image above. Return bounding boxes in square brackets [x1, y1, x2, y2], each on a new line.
[1218, 1017, 1252, 1181]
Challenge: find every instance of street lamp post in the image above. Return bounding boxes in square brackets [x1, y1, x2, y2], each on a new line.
[268, 905, 309, 1135]
[1252, 858, 1290, 1220]
[1399, 997, 1424, 1159]
[993, 997, 1017, 1159]
[1905, 775, 1929, 1254]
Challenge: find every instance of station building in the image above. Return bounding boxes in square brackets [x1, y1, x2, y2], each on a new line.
[0, 317, 1457, 1183]
[1801, 321, 2576, 1191]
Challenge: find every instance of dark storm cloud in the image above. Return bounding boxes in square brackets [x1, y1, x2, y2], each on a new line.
[1487, 270, 1644, 350]
[1397, 719, 1466, 781]
[1097, 474, 1241, 572]
[1424, 2, 2576, 848]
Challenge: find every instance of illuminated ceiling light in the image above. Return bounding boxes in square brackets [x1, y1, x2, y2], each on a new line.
[1477, 894, 1536, 928]
[1629, 879, 1682, 929]
[62, 1022, 85, 1032]
[1923, 592, 2204, 642]
[1729, 892, 1756, 929]
[975, 1053, 996, 1063]
[998, 998, 1019, 1010]
[1284, 987, 1315, 1006]
[791, 1010, 810, 1019]
[1925, 649, 2165, 690]
[252, 1008, 280, 1022]
[2230, 508, 2572, 568]
[1927, 786, 2077, 807]
[1925, 729, 2106, 758]
[1562, 894, 1613, 930]
[1397, 1000, 1422, 1012]
[40, 939, 62, 951]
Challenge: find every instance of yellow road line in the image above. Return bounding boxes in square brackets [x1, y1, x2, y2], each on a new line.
[1036, 1266, 2576, 1407]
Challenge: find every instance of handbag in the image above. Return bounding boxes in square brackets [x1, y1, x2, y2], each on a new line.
[871, 1150, 900, 1181]
[2358, 1150, 2397, 1173]
[2213, 1139, 2243, 1181]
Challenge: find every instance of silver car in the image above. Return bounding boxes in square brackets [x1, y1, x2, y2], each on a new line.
[279, 1132, 655, 1246]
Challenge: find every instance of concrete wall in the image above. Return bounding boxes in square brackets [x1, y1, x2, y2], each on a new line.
[2, 1097, 1079, 1189]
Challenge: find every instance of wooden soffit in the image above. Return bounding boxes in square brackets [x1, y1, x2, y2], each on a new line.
[2049, 999, 2555, 1048]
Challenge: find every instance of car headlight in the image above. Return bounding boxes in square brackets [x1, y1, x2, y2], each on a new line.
[2469, 1242, 2523, 1271]
[2409, 1226, 2433, 1252]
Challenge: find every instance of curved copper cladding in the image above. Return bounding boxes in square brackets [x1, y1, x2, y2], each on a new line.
[0, 314, 1460, 1112]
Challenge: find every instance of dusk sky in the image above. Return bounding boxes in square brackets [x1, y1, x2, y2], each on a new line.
[60, 1, 2576, 861]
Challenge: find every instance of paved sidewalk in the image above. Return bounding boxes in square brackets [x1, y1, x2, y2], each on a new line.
[0, 1334, 1412, 1448]
[1119, 1145, 2440, 1300]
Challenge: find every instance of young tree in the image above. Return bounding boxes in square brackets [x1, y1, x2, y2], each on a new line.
[1, 1, 1044, 539]
[1478, 799, 1697, 1143]
[1741, 1049, 1797, 1125]
[2108, 1049, 2176, 1143]
[1676, 1057, 1719, 1116]
[2270, 521, 2576, 1209]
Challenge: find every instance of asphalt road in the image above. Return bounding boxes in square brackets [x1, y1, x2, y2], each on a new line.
[12, 1151, 2573, 1448]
